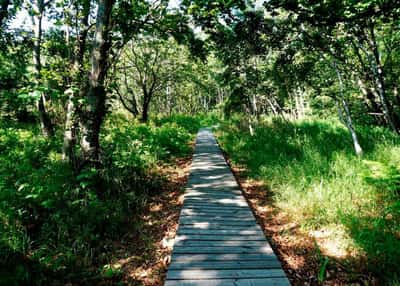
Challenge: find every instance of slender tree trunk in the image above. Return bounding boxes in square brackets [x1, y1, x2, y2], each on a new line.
[251, 94, 257, 116]
[350, 37, 385, 124]
[166, 84, 172, 116]
[266, 98, 278, 116]
[33, 0, 54, 137]
[333, 62, 363, 156]
[141, 103, 149, 122]
[124, 65, 139, 116]
[79, 0, 114, 165]
[62, 0, 90, 163]
[141, 90, 150, 122]
[294, 88, 305, 119]
[356, 78, 381, 113]
[366, 24, 399, 133]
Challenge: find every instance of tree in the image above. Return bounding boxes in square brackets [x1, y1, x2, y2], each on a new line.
[31, 0, 55, 136]
[62, 0, 91, 164]
[78, 0, 115, 165]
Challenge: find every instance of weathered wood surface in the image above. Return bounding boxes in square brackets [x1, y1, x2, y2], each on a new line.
[165, 128, 290, 286]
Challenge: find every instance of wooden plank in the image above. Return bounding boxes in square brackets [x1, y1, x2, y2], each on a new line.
[184, 199, 247, 204]
[166, 269, 287, 280]
[184, 205, 253, 215]
[177, 229, 263, 236]
[188, 181, 238, 188]
[184, 195, 245, 200]
[171, 253, 279, 262]
[165, 278, 291, 286]
[174, 240, 269, 247]
[186, 186, 241, 192]
[181, 209, 251, 215]
[185, 191, 243, 196]
[189, 167, 229, 172]
[180, 210, 252, 216]
[188, 188, 241, 193]
[184, 198, 248, 205]
[180, 211, 255, 222]
[182, 205, 251, 212]
[182, 206, 249, 213]
[179, 219, 254, 225]
[178, 225, 260, 231]
[183, 203, 249, 210]
[174, 234, 266, 241]
[168, 260, 282, 270]
[179, 221, 256, 227]
[179, 214, 254, 221]
[172, 245, 273, 254]
[181, 210, 253, 218]
[185, 188, 241, 194]
[186, 184, 241, 190]
[178, 224, 257, 230]
[179, 211, 253, 217]
[184, 192, 244, 201]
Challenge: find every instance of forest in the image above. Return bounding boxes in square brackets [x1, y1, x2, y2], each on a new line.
[1, 0, 400, 285]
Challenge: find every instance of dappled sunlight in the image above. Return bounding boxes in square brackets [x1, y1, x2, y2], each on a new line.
[310, 226, 353, 259]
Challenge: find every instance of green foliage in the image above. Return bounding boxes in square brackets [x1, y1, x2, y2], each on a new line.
[0, 115, 193, 284]
[218, 116, 400, 281]
[154, 113, 221, 133]
[154, 114, 202, 134]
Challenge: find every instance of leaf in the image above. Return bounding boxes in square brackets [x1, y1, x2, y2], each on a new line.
[318, 257, 329, 283]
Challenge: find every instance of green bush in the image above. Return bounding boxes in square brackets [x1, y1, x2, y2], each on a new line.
[153, 112, 222, 134]
[154, 114, 202, 134]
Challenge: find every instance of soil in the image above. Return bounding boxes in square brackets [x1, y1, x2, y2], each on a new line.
[105, 155, 192, 286]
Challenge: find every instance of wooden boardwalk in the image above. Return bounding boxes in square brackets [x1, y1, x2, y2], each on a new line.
[165, 129, 290, 286]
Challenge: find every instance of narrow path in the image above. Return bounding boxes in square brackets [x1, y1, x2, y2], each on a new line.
[165, 129, 290, 286]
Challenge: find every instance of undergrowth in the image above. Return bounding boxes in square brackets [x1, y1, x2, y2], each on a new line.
[217, 116, 400, 283]
[0, 114, 200, 285]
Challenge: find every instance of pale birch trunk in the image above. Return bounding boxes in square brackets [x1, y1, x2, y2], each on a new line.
[333, 63, 363, 156]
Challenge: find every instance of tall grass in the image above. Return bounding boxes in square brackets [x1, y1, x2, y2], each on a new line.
[217, 116, 400, 282]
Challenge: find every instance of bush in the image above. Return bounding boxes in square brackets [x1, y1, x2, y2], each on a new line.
[154, 114, 202, 134]
[153, 112, 222, 134]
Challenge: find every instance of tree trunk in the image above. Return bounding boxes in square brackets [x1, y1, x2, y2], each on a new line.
[367, 23, 399, 133]
[266, 98, 278, 116]
[33, 0, 54, 137]
[79, 0, 114, 165]
[333, 62, 363, 156]
[62, 0, 90, 163]
[141, 90, 150, 122]
[356, 76, 385, 124]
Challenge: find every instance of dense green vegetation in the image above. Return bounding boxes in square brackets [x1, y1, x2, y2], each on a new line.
[0, 114, 203, 284]
[218, 116, 400, 282]
[1, 0, 400, 284]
